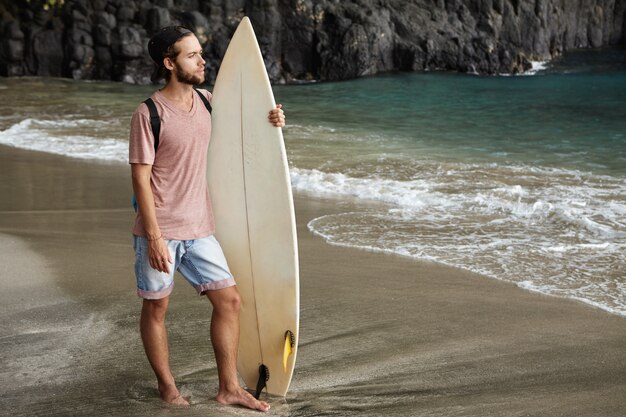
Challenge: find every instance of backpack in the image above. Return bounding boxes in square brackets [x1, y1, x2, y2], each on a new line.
[132, 88, 212, 212]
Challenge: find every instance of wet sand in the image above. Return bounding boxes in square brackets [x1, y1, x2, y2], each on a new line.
[1, 144, 625, 416]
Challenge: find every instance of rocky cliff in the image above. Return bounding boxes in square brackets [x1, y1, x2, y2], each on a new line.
[1, 0, 625, 84]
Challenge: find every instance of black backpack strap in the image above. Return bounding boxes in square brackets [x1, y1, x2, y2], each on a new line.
[194, 88, 212, 114]
[143, 98, 161, 152]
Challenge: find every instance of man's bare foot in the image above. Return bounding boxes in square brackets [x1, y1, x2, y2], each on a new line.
[216, 386, 270, 412]
[159, 383, 190, 406]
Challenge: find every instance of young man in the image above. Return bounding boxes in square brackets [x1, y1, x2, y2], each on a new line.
[129, 26, 284, 412]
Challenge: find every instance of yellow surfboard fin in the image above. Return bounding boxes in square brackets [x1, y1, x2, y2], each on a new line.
[283, 330, 295, 371]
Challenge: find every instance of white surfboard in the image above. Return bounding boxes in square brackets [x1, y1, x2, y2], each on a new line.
[207, 17, 299, 397]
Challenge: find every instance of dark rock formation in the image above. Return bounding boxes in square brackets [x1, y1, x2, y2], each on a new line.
[1, 0, 625, 83]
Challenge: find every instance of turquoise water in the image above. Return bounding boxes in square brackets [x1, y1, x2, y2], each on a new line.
[278, 65, 626, 175]
[0, 48, 625, 315]
[278, 50, 626, 316]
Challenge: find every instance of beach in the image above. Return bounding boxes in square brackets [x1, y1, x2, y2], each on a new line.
[1, 144, 624, 416]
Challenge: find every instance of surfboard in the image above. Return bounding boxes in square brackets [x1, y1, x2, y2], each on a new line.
[206, 17, 299, 397]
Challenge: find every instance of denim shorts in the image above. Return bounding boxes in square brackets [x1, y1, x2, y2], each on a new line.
[133, 235, 236, 299]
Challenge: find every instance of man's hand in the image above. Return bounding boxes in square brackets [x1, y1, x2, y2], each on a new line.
[268, 104, 285, 128]
[148, 237, 173, 274]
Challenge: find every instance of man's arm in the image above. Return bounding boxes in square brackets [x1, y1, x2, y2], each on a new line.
[131, 163, 173, 273]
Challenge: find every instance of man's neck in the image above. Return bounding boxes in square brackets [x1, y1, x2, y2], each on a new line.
[160, 79, 194, 100]
[159, 80, 195, 111]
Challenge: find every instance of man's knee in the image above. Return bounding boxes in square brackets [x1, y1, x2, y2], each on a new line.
[209, 287, 241, 315]
[142, 297, 169, 321]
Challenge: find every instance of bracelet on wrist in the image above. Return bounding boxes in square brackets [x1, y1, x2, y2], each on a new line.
[147, 233, 163, 241]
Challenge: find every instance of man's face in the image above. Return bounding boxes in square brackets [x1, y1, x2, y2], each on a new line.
[168, 35, 205, 85]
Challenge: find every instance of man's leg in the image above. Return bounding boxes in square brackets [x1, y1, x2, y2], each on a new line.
[206, 286, 270, 412]
[140, 297, 189, 406]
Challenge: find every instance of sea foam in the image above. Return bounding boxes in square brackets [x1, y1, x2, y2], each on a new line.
[295, 163, 626, 317]
[0, 118, 128, 162]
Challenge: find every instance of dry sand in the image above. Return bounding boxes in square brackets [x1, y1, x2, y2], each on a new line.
[1, 144, 625, 416]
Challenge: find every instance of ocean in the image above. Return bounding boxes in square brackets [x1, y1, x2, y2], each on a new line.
[1, 47, 625, 317]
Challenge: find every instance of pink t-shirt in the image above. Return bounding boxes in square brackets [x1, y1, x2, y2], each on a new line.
[129, 89, 215, 240]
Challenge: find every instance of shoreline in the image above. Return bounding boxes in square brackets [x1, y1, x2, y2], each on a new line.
[306, 221, 626, 319]
[2, 139, 623, 318]
[1, 144, 625, 416]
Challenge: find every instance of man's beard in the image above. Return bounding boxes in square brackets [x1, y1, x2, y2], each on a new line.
[174, 65, 204, 85]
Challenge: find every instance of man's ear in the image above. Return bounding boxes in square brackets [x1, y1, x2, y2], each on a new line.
[163, 57, 175, 71]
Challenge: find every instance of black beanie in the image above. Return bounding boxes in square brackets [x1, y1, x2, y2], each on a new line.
[148, 26, 193, 65]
